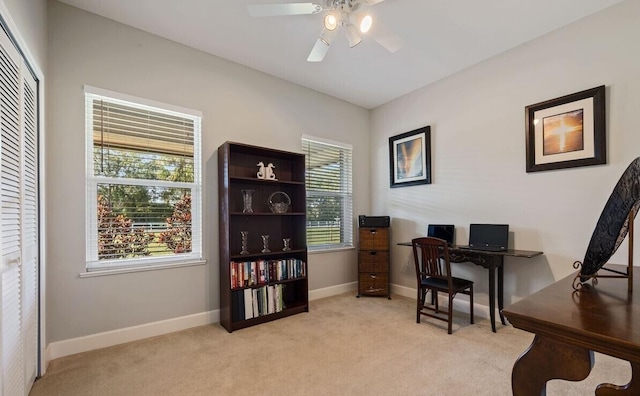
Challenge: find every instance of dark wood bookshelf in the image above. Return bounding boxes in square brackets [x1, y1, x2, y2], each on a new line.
[218, 141, 308, 332]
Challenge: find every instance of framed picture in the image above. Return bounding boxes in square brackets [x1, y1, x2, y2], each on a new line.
[525, 85, 606, 173]
[389, 126, 431, 188]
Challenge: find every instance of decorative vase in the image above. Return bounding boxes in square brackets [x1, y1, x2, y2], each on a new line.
[261, 235, 271, 253]
[242, 189, 254, 213]
[240, 231, 249, 255]
[282, 238, 291, 251]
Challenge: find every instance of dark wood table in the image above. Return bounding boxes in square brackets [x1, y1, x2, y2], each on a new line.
[503, 264, 640, 395]
[398, 242, 543, 332]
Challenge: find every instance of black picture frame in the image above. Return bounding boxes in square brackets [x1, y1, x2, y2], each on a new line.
[525, 85, 606, 173]
[389, 126, 431, 188]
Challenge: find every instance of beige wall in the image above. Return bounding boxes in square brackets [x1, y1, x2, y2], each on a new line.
[371, 0, 640, 310]
[46, 1, 370, 343]
[1, 0, 47, 72]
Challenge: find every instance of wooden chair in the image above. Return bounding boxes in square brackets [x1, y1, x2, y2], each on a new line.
[411, 237, 474, 334]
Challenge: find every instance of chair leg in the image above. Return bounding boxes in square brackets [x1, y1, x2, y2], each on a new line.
[469, 286, 474, 324]
[434, 290, 439, 312]
[416, 288, 421, 323]
[447, 295, 454, 334]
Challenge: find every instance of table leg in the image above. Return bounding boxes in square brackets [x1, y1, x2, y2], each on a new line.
[498, 258, 506, 325]
[596, 361, 640, 395]
[512, 334, 593, 396]
[488, 267, 496, 332]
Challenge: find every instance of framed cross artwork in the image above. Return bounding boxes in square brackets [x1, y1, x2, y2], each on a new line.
[389, 126, 431, 188]
[525, 86, 606, 172]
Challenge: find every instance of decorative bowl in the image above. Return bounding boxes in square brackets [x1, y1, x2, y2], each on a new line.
[268, 191, 291, 213]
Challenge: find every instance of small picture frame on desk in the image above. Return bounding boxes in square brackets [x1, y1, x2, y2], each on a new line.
[525, 85, 606, 173]
[389, 126, 431, 188]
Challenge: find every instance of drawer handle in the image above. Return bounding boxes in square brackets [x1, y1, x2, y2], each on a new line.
[370, 229, 377, 234]
[369, 274, 377, 278]
[369, 251, 377, 256]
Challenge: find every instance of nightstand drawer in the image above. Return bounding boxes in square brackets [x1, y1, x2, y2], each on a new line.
[358, 251, 389, 273]
[358, 273, 389, 296]
[358, 228, 389, 251]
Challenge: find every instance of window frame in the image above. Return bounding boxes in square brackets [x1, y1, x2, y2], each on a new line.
[302, 135, 354, 252]
[84, 86, 203, 272]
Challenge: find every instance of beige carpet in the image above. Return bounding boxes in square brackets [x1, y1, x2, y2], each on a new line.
[31, 293, 631, 395]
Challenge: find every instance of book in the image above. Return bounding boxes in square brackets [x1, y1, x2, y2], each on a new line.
[244, 288, 253, 319]
[232, 290, 244, 322]
[252, 289, 259, 317]
[267, 285, 275, 314]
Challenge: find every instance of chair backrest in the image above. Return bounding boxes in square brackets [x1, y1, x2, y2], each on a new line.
[412, 237, 452, 289]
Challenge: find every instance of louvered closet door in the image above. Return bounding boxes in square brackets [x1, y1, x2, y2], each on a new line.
[0, 26, 39, 396]
[21, 61, 38, 393]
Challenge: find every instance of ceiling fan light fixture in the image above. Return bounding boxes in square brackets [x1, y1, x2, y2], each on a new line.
[344, 23, 362, 48]
[319, 28, 337, 46]
[323, 14, 338, 31]
[359, 14, 372, 33]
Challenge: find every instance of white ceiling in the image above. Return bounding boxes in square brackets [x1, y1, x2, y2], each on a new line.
[57, 0, 623, 109]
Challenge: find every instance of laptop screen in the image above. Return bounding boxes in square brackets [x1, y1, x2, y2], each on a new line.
[469, 224, 509, 249]
[427, 224, 455, 245]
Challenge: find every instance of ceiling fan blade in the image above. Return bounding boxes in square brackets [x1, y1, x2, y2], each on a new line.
[307, 38, 330, 62]
[362, 0, 385, 4]
[247, 3, 323, 17]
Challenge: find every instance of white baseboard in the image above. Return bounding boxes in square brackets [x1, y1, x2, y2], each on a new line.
[46, 282, 357, 363]
[48, 310, 219, 361]
[309, 281, 357, 301]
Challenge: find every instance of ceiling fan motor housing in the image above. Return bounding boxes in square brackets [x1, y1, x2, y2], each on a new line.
[325, 0, 361, 13]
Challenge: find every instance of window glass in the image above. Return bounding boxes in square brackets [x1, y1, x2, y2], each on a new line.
[302, 137, 353, 250]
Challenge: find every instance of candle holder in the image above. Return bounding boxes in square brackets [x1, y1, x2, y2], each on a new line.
[261, 235, 271, 253]
[282, 238, 291, 251]
[241, 189, 254, 213]
[240, 231, 249, 255]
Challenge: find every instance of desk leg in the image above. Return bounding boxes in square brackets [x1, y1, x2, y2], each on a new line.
[512, 334, 593, 396]
[488, 267, 496, 333]
[596, 361, 640, 395]
[498, 259, 506, 325]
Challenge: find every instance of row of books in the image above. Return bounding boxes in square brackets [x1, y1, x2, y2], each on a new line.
[232, 284, 285, 321]
[230, 259, 306, 289]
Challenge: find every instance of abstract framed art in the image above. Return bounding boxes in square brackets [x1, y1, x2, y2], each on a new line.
[525, 85, 606, 172]
[389, 126, 431, 188]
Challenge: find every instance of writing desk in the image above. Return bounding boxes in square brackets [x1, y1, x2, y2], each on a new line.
[503, 264, 640, 395]
[398, 242, 543, 332]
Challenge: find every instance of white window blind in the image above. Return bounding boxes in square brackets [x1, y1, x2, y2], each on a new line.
[302, 137, 353, 251]
[85, 87, 202, 271]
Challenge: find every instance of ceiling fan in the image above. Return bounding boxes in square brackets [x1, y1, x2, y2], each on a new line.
[247, 0, 403, 62]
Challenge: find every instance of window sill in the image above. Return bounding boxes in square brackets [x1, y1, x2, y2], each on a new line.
[308, 246, 355, 255]
[79, 259, 206, 278]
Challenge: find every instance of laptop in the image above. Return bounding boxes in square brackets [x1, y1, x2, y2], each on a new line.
[460, 224, 509, 251]
[427, 224, 455, 246]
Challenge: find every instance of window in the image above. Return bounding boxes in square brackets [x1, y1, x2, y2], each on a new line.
[85, 86, 202, 271]
[302, 136, 353, 251]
